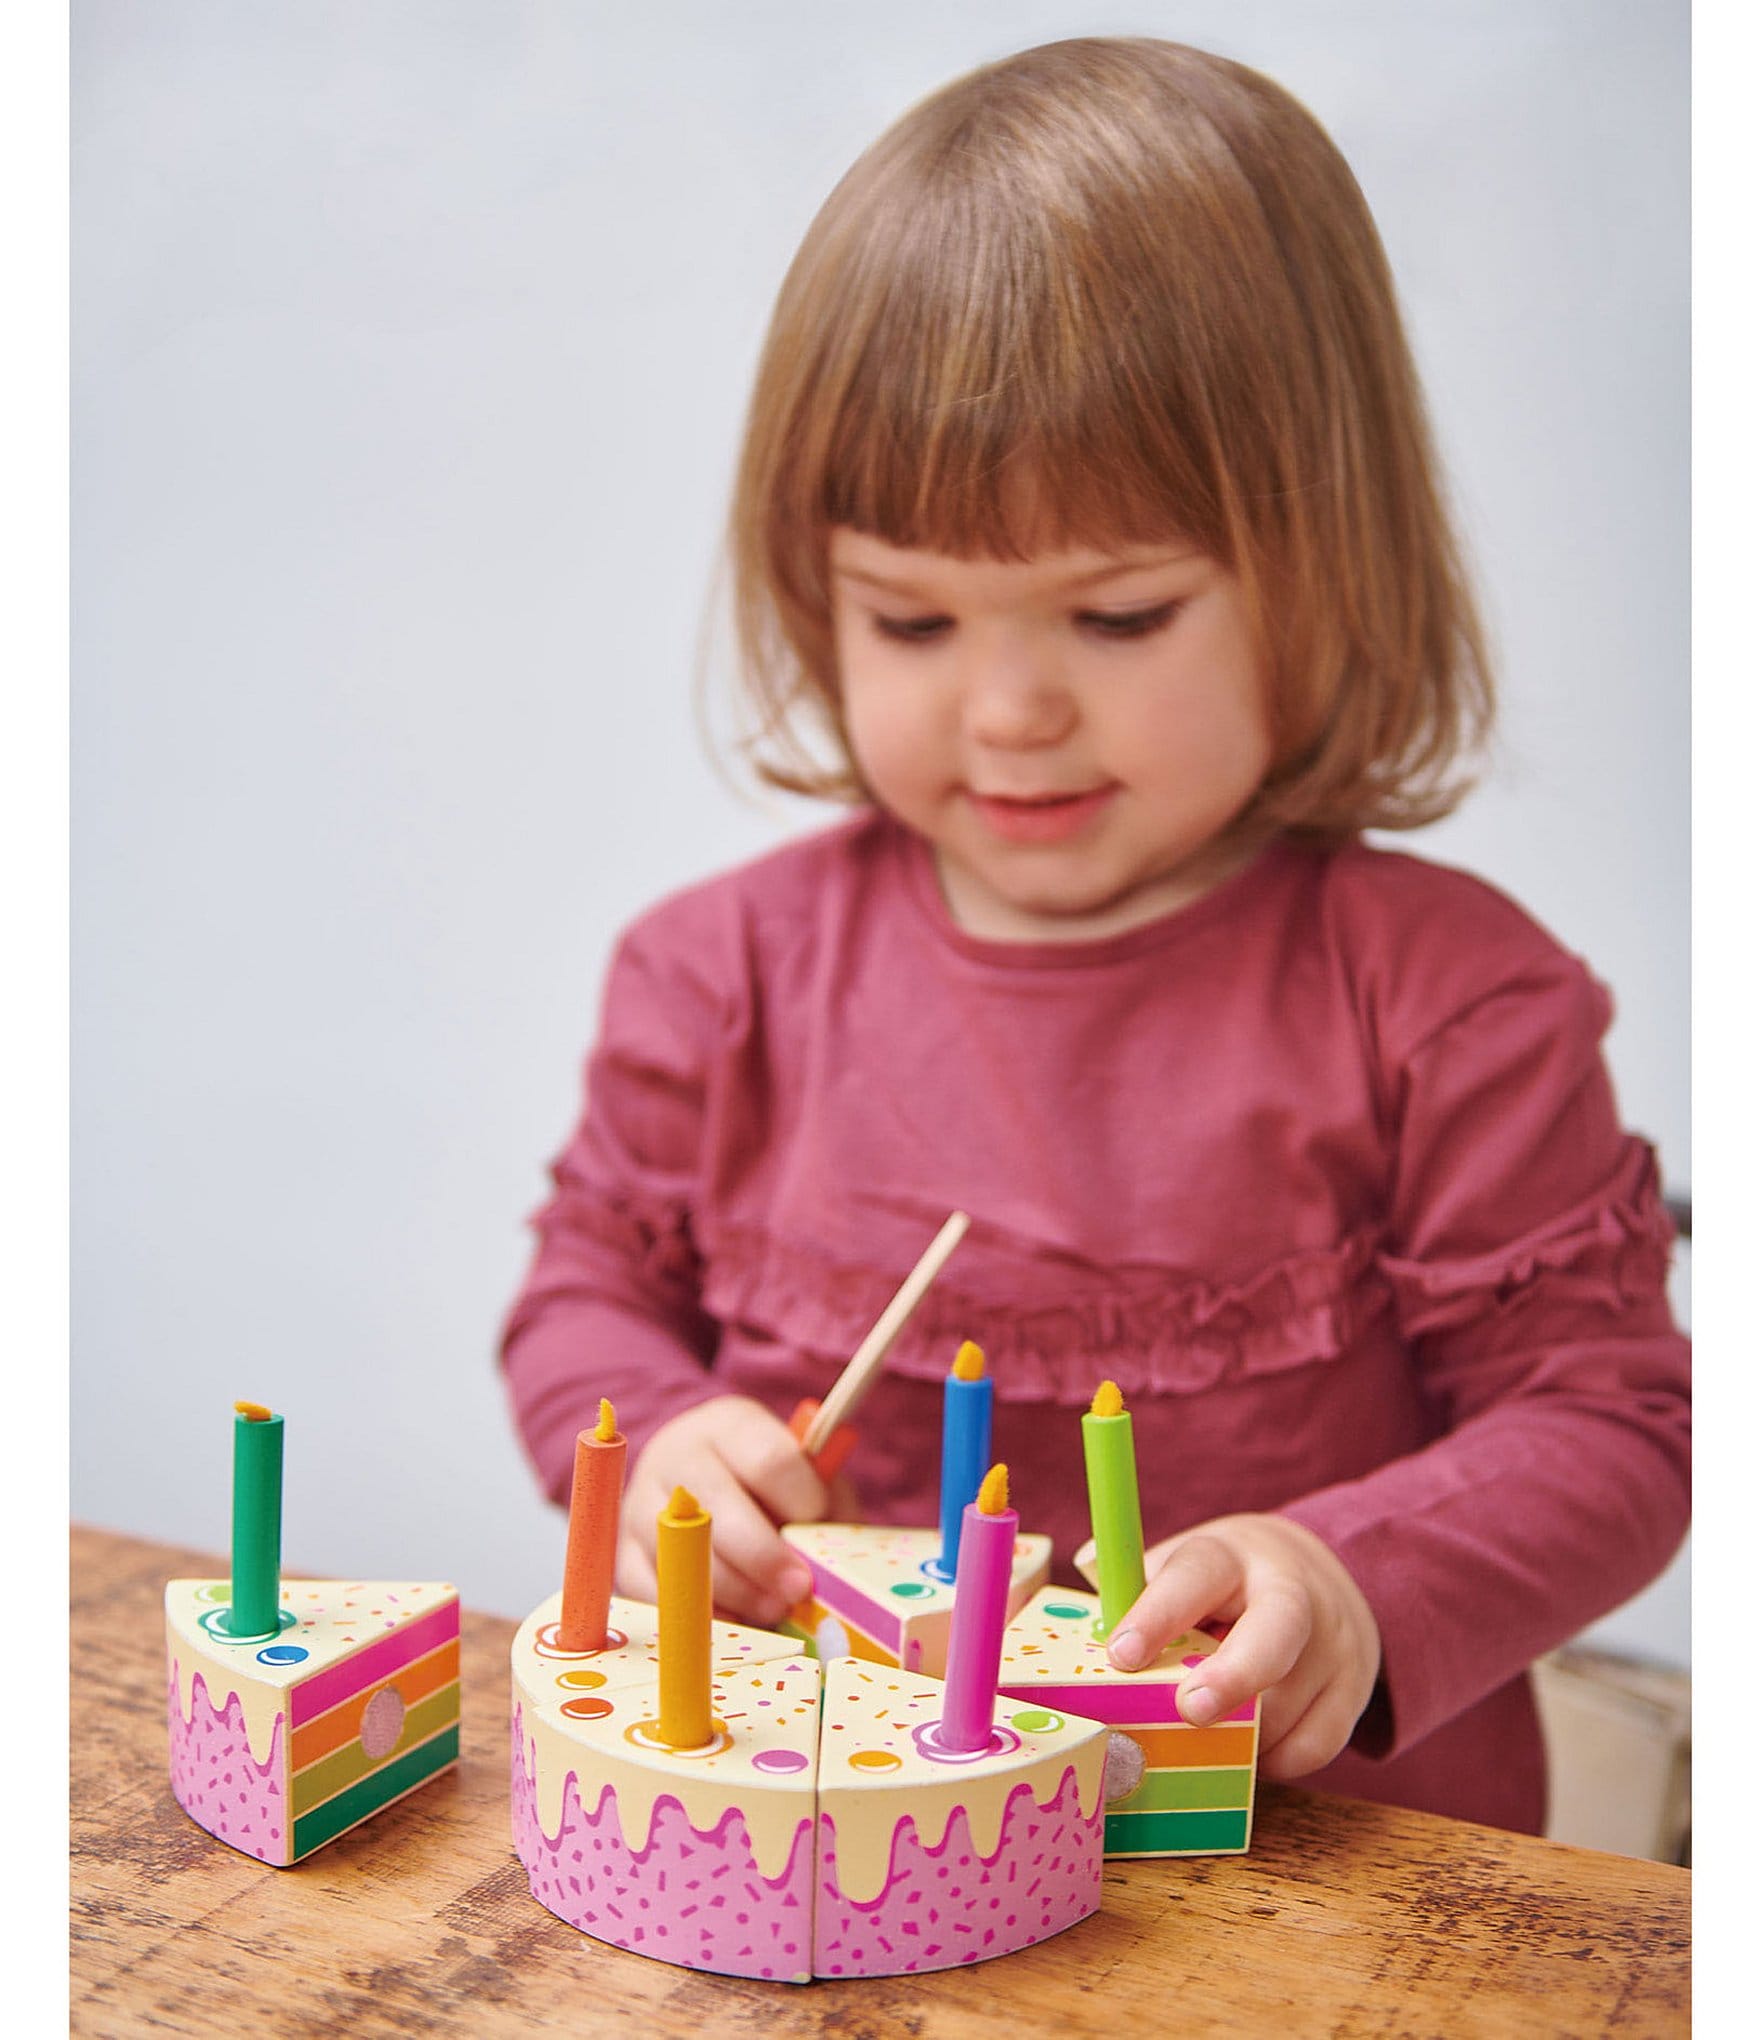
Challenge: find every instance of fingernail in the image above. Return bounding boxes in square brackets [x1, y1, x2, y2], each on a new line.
[1180, 1681, 1219, 1726]
[1108, 1627, 1148, 1671]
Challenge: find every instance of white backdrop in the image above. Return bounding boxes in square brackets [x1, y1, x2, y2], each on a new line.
[72, 0, 1689, 1667]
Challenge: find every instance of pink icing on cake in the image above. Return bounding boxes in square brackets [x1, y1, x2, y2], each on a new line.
[814, 1765, 1101, 1978]
[510, 1705, 816, 1983]
[167, 1666, 287, 1865]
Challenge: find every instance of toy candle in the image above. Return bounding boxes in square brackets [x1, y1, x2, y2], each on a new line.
[934, 1340, 992, 1580]
[1082, 1380, 1147, 1639]
[558, 1398, 627, 1651]
[229, 1400, 284, 1640]
[938, 1463, 1017, 1753]
[656, 1485, 714, 1749]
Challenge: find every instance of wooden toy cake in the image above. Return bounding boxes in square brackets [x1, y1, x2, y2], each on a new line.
[513, 1410, 1111, 1983]
[166, 1404, 461, 1864]
[512, 1227, 1260, 1983]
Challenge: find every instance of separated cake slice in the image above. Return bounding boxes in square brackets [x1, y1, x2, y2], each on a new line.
[995, 1585, 1260, 1857]
[813, 1654, 1107, 1978]
[165, 1577, 461, 1865]
[778, 1522, 1052, 1674]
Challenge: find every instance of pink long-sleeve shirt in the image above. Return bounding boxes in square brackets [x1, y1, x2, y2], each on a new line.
[500, 812, 1690, 1833]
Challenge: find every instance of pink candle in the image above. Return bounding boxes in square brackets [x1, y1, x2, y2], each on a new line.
[938, 1463, 1017, 1753]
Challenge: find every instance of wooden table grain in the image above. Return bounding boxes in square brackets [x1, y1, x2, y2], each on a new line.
[71, 1525, 1689, 2038]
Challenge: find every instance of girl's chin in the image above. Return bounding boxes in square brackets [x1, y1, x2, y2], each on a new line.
[940, 860, 1156, 941]
[937, 837, 1238, 942]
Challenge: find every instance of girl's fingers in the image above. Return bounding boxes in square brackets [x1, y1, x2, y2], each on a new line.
[677, 1455, 814, 1615]
[1256, 1675, 1358, 1780]
[710, 1547, 793, 1628]
[615, 1532, 658, 1605]
[1107, 1533, 1245, 1670]
[1172, 1581, 1312, 1727]
[720, 1415, 833, 1529]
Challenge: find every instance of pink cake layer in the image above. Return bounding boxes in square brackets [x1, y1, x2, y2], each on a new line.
[167, 1667, 287, 1865]
[510, 1708, 815, 1984]
[814, 1766, 1101, 1978]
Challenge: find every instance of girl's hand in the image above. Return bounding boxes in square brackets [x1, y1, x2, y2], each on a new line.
[617, 1395, 860, 1628]
[1105, 1513, 1382, 1780]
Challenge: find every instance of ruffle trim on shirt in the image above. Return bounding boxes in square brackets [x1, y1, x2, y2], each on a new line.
[537, 1172, 705, 1297]
[1377, 1151, 1678, 1340]
[702, 1221, 1391, 1405]
[703, 1144, 1679, 1403]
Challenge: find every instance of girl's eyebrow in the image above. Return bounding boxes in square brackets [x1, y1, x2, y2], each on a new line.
[830, 551, 1201, 598]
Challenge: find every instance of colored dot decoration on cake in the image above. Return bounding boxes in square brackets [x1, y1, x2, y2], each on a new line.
[1042, 1603, 1090, 1620]
[889, 1580, 935, 1599]
[559, 1669, 608, 1690]
[751, 1748, 810, 1776]
[561, 1697, 616, 1722]
[256, 1643, 308, 1666]
[847, 1749, 902, 1773]
[1009, 1708, 1064, 1734]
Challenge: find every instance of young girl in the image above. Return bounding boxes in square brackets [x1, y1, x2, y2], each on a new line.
[500, 37, 1689, 1836]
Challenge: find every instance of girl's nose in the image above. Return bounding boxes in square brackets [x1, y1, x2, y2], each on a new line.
[962, 641, 1077, 750]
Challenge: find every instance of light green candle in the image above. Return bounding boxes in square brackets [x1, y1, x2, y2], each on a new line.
[229, 1401, 284, 1639]
[1081, 1380, 1146, 1639]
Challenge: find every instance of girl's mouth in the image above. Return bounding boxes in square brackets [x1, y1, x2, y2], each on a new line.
[966, 786, 1117, 844]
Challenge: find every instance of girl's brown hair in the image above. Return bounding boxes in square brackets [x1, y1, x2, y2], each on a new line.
[727, 37, 1493, 835]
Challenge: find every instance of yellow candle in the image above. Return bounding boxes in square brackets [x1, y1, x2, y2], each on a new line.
[656, 1485, 714, 1749]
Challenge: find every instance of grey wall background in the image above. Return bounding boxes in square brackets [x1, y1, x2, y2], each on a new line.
[73, 0, 1690, 1667]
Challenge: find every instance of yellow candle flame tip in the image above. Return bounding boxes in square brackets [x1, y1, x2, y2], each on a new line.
[595, 1397, 617, 1442]
[234, 1401, 273, 1423]
[665, 1485, 703, 1522]
[1090, 1379, 1125, 1418]
[951, 1340, 986, 1382]
[977, 1463, 1009, 1514]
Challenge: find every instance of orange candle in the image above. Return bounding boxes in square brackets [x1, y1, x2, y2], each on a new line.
[558, 1398, 627, 1651]
[656, 1485, 714, 1748]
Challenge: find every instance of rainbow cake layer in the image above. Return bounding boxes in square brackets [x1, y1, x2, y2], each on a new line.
[777, 1522, 1051, 1674]
[166, 1577, 460, 1865]
[512, 1595, 1107, 1983]
[996, 1586, 1259, 1856]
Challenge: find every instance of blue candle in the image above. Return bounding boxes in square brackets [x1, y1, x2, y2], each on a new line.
[934, 1341, 992, 1580]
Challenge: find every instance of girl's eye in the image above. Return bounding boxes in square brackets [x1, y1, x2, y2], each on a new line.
[1080, 600, 1182, 639]
[872, 613, 953, 643]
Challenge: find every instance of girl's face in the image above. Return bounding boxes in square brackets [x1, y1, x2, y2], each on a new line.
[829, 527, 1274, 942]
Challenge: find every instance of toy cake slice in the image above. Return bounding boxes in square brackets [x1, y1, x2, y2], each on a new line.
[813, 1653, 1107, 1978]
[995, 1585, 1259, 1857]
[778, 1522, 1052, 1674]
[512, 1644, 823, 1983]
[165, 1577, 461, 1865]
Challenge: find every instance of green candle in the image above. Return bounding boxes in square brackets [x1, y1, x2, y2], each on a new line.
[229, 1401, 284, 1640]
[1081, 1380, 1146, 1639]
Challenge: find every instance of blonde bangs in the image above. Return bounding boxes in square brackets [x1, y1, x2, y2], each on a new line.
[728, 37, 1494, 824]
[809, 181, 1227, 566]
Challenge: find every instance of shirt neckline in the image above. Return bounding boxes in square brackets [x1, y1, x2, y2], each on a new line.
[888, 817, 1299, 970]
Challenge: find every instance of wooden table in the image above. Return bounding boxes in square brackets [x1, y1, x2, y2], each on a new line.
[71, 1525, 1689, 2037]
